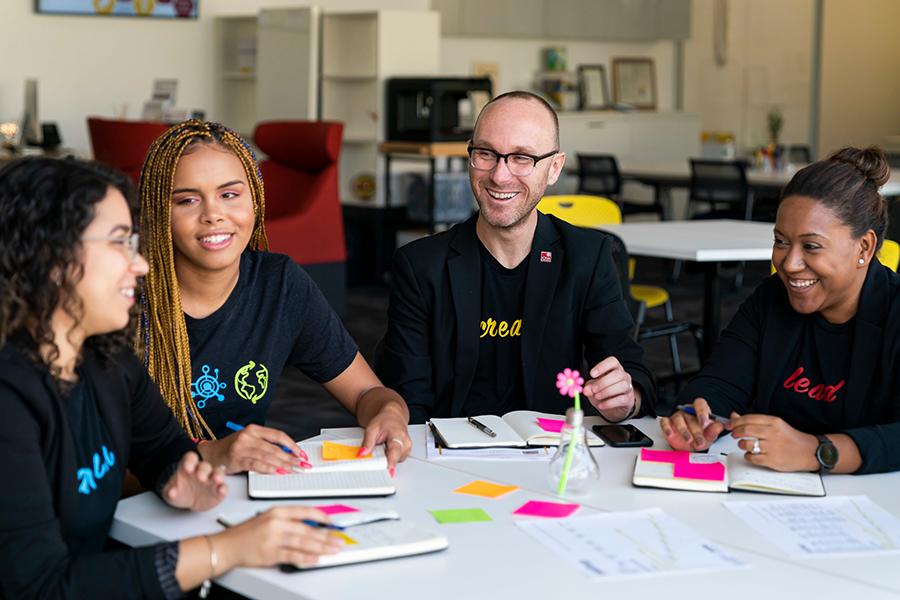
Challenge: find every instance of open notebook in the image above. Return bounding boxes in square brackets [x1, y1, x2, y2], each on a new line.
[632, 448, 825, 496]
[429, 410, 607, 449]
[218, 510, 448, 569]
[248, 440, 395, 499]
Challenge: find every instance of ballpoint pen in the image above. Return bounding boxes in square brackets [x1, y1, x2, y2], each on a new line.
[675, 405, 730, 425]
[225, 421, 299, 455]
[467, 416, 497, 437]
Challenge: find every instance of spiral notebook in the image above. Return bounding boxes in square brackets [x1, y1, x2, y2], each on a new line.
[248, 440, 395, 499]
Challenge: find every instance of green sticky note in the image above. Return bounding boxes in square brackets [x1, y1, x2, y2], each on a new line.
[429, 508, 493, 524]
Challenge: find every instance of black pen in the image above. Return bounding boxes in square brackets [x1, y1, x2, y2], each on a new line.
[467, 416, 497, 437]
[675, 404, 730, 425]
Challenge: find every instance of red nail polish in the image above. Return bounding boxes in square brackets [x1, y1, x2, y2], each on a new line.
[276, 468, 288, 475]
[299, 461, 312, 469]
[356, 447, 369, 458]
[389, 466, 396, 478]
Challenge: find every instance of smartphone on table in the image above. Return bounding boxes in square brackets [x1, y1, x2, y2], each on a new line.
[592, 424, 653, 448]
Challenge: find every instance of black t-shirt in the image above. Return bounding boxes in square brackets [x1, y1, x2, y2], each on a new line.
[64, 376, 123, 553]
[185, 252, 358, 438]
[463, 243, 528, 416]
[769, 313, 854, 434]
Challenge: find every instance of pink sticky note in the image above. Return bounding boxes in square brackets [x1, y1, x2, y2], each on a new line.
[513, 500, 580, 518]
[316, 504, 360, 515]
[641, 448, 691, 464]
[672, 461, 726, 481]
[536, 418, 565, 433]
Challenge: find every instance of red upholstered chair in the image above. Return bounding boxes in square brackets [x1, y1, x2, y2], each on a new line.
[254, 120, 347, 315]
[87, 117, 169, 185]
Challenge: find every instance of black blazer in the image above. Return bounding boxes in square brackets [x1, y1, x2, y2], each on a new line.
[0, 344, 195, 598]
[679, 264, 900, 474]
[377, 213, 655, 423]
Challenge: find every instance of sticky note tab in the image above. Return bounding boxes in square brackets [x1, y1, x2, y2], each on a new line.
[454, 480, 519, 499]
[641, 448, 691, 464]
[513, 500, 580, 518]
[536, 417, 565, 433]
[430, 508, 493, 524]
[673, 461, 726, 481]
[322, 441, 369, 461]
[316, 504, 359, 515]
[331, 531, 358, 545]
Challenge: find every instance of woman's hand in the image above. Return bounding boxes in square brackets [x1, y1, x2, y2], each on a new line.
[582, 357, 638, 422]
[359, 404, 412, 472]
[659, 398, 725, 451]
[217, 506, 344, 569]
[727, 412, 819, 472]
[197, 425, 311, 475]
[162, 451, 228, 511]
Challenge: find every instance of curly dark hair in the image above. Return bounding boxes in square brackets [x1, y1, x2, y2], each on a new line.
[0, 156, 138, 377]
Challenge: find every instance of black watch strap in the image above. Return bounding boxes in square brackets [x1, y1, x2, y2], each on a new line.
[815, 434, 838, 472]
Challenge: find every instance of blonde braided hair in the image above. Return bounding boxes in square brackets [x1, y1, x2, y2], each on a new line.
[137, 120, 268, 440]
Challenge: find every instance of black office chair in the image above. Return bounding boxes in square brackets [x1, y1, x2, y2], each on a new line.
[885, 151, 900, 169]
[786, 144, 812, 164]
[577, 153, 666, 220]
[687, 159, 752, 220]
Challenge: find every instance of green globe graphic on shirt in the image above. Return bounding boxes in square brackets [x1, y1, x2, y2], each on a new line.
[234, 360, 269, 405]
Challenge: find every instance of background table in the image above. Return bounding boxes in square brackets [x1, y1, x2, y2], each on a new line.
[112, 420, 900, 600]
[598, 219, 775, 355]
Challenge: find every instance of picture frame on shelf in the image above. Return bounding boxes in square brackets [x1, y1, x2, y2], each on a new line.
[611, 58, 656, 110]
[577, 65, 610, 110]
[35, 0, 198, 18]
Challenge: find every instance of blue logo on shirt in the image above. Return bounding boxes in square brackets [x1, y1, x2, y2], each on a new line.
[76, 445, 116, 495]
[192, 364, 227, 409]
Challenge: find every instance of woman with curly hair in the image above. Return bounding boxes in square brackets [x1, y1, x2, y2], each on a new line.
[137, 120, 411, 475]
[0, 157, 341, 598]
[662, 147, 900, 475]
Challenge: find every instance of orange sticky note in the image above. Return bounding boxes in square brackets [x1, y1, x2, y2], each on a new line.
[454, 480, 519, 499]
[331, 531, 358, 545]
[322, 441, 369, 461]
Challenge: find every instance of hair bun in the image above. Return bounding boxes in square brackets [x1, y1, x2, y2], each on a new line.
[829, 146, 890, 187]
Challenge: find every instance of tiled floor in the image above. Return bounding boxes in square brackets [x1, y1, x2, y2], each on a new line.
[267, 257, 772, 441]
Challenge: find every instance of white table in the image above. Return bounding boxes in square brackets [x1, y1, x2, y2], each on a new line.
[112, 421, 900, 600]
[598, 219, 775, 355]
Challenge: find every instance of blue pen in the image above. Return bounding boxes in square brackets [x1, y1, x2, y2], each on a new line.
[302, 519, 345, 531]
[225, 421, 296, 455]
[675, 405, 731, 425]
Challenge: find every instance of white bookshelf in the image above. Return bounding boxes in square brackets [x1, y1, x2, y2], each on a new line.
[321, 10, 440, 207]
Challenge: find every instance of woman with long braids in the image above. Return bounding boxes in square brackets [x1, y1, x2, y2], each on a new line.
[138, 120, 411, 475]
[0, 157, 342, 597]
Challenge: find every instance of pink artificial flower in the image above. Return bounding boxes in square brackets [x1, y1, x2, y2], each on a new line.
[555, 368, 584, 398]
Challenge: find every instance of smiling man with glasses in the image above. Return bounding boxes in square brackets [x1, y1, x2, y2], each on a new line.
[376, 91, 655, 424]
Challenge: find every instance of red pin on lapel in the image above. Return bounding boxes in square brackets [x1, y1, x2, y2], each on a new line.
[540, 251, 552, 263]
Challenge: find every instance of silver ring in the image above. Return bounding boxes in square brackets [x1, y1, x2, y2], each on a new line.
[752, 439, 761, 455]
[390, 438, 405, 448]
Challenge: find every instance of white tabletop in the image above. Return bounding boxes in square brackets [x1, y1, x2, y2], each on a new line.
[597, 219, 775, 262]
[112, 420, 900, 599]
[619, 160, 900, 197]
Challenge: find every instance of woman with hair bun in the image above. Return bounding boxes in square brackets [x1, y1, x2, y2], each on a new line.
[661, 146, 900, 474]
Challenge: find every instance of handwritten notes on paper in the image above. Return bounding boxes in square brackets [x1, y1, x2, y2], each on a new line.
[454, 480, 519, 499]
[513, 500, 580, 518]
[517, 508, 744, 578]
[322, 441, 369, 461]
[724, 496, 900, 556]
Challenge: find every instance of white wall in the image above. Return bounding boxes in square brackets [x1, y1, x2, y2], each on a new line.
[439, 37, 676, 110]
[818, 0, 900, 157]
[682, 0, 814, 151]
[0, 0, 428, 154]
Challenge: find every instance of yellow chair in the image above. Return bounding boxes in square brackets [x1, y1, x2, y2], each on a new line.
[538, 194, 687, 372]
[771, 239, 900, 275]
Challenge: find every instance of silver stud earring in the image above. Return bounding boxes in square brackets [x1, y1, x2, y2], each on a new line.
[858, 258, 865, 265]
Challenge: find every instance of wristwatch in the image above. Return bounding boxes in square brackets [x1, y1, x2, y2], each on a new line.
[815, 435, 839, 472]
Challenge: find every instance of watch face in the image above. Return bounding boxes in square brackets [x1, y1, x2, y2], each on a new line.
[817, 441, 839, 469]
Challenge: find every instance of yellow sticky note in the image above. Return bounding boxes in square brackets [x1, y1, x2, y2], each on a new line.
[322, 441, 369, 461]
[453, 480, 519, 499]
[331, 531, 358, 545]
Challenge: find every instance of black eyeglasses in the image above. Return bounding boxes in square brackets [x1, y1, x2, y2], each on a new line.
[467, 145, 559, 177]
